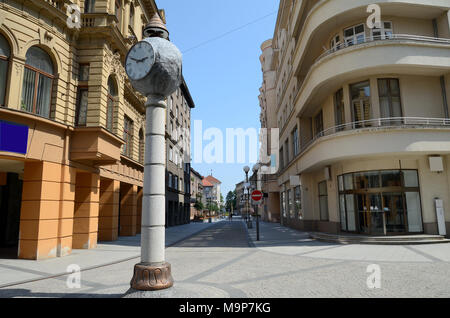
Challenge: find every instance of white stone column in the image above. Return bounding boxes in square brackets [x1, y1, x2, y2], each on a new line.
[141, 95, 167, 264]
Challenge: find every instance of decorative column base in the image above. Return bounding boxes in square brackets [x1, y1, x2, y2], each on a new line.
[130, 262, 174, 291]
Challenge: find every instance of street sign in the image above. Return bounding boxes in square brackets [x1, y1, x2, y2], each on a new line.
[251, 190, 263, 202]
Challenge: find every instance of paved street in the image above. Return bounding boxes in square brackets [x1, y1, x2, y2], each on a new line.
[1, 218, 450, 298]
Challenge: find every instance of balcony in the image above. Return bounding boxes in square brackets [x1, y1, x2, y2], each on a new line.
[70, 127, 124, 166]
[316, 34, 450, 64]
[286, 117, 450, 174]
[293, 34, 450, 118]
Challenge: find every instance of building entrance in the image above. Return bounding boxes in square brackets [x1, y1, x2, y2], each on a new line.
[0, 173, 22, 258]
[339, 170, 424, 235]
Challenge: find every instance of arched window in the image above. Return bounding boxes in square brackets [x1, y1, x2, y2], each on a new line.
[21, 46, 54, 118]
[106, 76, 117, 131]
[0, 34, 10, 106]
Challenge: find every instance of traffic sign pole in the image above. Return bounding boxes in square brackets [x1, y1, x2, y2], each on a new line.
[251, 190, 263, 241]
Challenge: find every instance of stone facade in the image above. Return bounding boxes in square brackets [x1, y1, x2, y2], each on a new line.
[0, 0, 193, 260]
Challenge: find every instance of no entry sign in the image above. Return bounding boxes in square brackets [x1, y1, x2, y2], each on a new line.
[251, 190, 263, 202]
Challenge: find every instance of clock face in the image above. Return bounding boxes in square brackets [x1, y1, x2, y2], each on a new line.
[125, 41, 155, 81]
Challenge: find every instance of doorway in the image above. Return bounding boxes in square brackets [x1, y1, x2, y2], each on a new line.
[0, 173, 23, 259]
[339, 170, 423, 236]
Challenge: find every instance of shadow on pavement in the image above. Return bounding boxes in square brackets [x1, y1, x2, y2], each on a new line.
[174, 222, 251, 248]
[0, 288, 122, 298]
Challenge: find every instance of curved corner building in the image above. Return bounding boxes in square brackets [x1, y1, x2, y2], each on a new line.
[260, 0, 450, 236]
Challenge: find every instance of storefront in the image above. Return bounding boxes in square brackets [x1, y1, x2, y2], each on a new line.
[338, 169, 423, 235]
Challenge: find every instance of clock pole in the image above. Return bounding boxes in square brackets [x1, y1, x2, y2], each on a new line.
[124, 13, 182, 295]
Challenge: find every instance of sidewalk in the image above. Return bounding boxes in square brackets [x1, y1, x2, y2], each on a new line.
[245, 220, 450, 263]
[0, 220, 222, 288]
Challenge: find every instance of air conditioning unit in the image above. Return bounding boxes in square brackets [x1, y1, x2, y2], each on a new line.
[429, 156, 444, 172]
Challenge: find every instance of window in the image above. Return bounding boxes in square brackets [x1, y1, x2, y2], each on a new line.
[84, 0, 95, 13]
[334, 89, 345, 130]
[371, 21, 393, 40]
[318, 181, 329, 221]
[168, 172, 172, 188]
[21, 46, 54, 118]
[174, 175, 178, 190]
[78, 64, 90, 81]
[338, 170, 423, 234]
[129, 4, 135, 29]
[287, 189, 294, 219]
[279, 147, 284, 170]
[115, 0, 121, 22]
[0, 34, 10, 106]
[169, 146, 173, 162]
[350, 81, 371, 127]
[344, 24, 365, 46]
[75, 88, 88, 126]
[139, 129, 144, 164]
[294, 186, 302, 219]
[123, 115, 133, 157]
[106, 77, 117, 131]
[378, 78, 402, 124]
[330, 34, 341, 51]
[292, 127, 299, 157]
[76, 64, 90, 126]
[284, 140, 289, 163]
[314, 110, 323, 137]
[281, 191, 286, 218]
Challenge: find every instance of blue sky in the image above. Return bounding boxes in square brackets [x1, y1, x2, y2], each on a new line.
[157, 0, 280, 197]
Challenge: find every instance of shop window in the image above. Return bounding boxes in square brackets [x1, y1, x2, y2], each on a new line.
[294, 186, 302, 219]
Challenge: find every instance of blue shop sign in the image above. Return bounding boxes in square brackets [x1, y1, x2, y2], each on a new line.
[0, 120, 29, 155]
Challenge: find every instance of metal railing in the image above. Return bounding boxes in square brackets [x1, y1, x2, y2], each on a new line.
[300, 117, 450, 153]
[316, 34, 450, 62]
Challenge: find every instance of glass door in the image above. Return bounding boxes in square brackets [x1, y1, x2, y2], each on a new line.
[356, 193, 385, 235]
[383, 193, 407, 233]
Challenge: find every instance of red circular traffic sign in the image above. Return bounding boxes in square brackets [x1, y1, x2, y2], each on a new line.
[251, 190, 263, 202]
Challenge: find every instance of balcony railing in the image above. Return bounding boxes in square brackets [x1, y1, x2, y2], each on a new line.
[316, 34, 450, 63]
[301, 117, 450, 154]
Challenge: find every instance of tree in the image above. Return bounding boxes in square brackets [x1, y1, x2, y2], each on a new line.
[225, 190, 237, 212]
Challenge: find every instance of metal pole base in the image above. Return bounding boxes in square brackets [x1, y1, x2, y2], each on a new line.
[130, 262, 174, 291]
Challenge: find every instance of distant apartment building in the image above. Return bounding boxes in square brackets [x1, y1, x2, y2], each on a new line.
[166, 78, 195, 227]
[0, 0, 194, 260]
[189, 167, 203, 219]
[258, 39, 281, 223]
[260, 0, 450, 236]
[202, 175, 221, 212]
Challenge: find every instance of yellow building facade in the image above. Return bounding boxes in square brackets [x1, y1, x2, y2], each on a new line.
[0, 0, 165, 260]
[263, 0, 450, 237]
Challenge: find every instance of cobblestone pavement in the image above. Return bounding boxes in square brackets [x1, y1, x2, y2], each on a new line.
[1, 218, 450, 298]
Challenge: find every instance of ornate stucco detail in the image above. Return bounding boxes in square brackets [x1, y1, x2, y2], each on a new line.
[104, 50, 126, 87]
